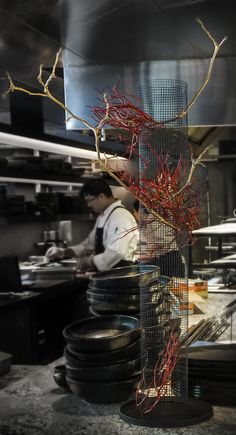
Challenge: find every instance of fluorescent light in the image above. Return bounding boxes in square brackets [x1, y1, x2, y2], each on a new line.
[0, 132, 114, 160]
[0, 176, 83, 187]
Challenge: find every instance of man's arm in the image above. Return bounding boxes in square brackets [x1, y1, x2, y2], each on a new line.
[46, 225, 96, 260]
[70, 225, 96, 257]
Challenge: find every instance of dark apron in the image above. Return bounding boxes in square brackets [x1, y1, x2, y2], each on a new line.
[94, 206, 133, 268]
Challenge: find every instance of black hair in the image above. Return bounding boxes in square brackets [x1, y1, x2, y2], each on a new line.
[133, 200, 139, 212]
[80, 178, 113, 198]
[133, 200, 149, 214]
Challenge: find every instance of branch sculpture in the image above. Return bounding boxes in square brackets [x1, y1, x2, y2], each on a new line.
[1, 19, 227, 413]
[2, 18, 226, 236]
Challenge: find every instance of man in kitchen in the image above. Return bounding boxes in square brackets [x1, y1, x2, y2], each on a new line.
[46, 178, 138, 271]
[132, 200, 186, 277]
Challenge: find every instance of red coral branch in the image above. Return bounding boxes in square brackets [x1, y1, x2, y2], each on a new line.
[106, 150, 202, 236]
[135, 330, 180, 414]
[91, 85, 164, 157]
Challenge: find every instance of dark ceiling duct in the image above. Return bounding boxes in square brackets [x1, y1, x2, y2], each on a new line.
[9, 90, 44, 139]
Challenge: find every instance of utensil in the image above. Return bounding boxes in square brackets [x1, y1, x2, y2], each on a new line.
[53, 364, 70, 392]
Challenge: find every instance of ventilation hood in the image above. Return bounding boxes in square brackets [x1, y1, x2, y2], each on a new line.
[60, 0, 236, 128]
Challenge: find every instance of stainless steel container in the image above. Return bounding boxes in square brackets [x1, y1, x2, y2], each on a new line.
[31, 264, 77, 281]
[43, 230, 59, 242]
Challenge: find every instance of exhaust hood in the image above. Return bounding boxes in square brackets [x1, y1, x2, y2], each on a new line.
[60, 0, 236, 128]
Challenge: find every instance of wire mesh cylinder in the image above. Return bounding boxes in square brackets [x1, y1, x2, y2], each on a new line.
[137, 79, 189, 407]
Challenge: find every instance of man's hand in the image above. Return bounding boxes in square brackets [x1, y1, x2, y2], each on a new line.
[45, 247, 65, 260]
[76, 255, 94, 271]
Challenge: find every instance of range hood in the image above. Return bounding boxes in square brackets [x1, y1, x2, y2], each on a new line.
[60, 0, 236, 128]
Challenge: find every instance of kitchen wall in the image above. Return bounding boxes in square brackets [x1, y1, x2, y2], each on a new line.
[0, 219, 96, 260]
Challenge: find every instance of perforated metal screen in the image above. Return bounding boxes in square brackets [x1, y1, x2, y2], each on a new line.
[137, 80, 189, 410]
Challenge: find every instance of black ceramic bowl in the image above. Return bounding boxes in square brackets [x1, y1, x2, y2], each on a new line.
[66, 375, 140, 403]
[66, 355, 141, 382]
[63, 315, 141, 352]
[65, 337, 141, 365]
[89, 265, 159, 289]
[53, 364, 70, 392]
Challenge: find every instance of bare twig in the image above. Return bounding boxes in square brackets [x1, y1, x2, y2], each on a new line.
[171, 18, 227, 121]
[171, 144, 213, 199]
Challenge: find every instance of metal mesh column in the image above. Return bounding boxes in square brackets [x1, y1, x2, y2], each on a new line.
[138, 79, 188, 400]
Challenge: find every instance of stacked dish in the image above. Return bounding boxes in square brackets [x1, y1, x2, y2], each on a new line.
[87, 265, 159, 316]
[188, 343, 236, 406]
[63, 315, 141, 403]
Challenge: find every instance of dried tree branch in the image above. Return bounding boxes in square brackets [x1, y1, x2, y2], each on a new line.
[2, 19, 226, 232]
[170, 144, 213, 199]
[171, 17, 227, 121]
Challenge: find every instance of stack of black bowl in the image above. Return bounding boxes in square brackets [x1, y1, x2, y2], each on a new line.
[63, 314, 141, 403]
[87, 265, 159, 316]
[188, 343, 236, 406]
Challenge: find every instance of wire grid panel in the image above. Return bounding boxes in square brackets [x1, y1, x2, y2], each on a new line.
[138, 79, 189, 403]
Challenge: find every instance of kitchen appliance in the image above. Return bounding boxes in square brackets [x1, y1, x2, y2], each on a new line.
[0, 256, 23, 295]
[31, 262, 77, 281]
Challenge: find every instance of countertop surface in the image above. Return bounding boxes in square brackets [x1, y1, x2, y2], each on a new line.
[0, 290, 235, 434]
[192, 223, 236, 236]
[0, 276, 90, 310]
[0, 359, 235, 435]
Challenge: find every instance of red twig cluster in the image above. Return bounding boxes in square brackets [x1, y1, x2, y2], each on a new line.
[91, 85, 164, 156]
[91, 87, 203, 235]
[109, 151, 202, 235]
[135, 331, 180, 414]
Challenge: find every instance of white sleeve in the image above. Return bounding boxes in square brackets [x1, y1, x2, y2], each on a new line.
[93, 209, 138, 271]
[70, 225, 96, 258]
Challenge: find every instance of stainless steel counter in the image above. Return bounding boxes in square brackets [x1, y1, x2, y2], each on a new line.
[192, 223, 236, 237]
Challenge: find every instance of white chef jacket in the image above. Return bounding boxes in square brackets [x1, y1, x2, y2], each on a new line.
[140, 214, 178, 258]
[71, 200, 138, 271]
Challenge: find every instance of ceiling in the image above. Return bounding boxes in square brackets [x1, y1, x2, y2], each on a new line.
[0, 0, 235, 156]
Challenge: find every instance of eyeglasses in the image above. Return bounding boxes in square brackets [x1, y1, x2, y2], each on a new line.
[85, 196, 97, 205]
